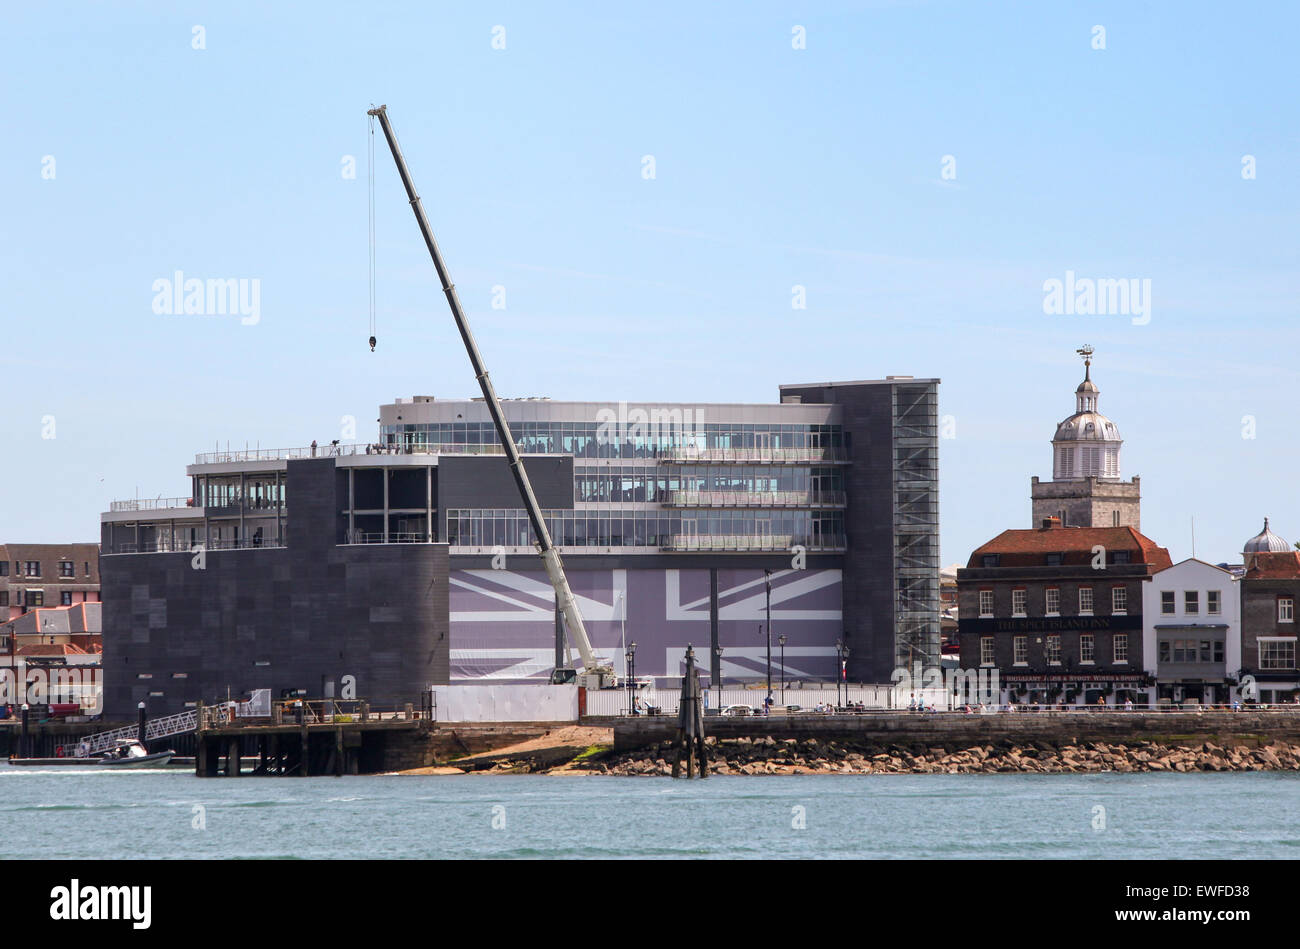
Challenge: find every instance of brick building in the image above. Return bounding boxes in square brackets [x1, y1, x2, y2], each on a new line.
[1239, 521, 1300, 703]
[957, 519, 1171, 706]
[0, 543, 101, 620]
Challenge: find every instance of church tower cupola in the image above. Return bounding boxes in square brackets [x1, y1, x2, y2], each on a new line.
[1030, 345, 1141, 529]
[1051, 345, 1123, 482]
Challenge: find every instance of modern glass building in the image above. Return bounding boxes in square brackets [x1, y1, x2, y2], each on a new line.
[100, 378, 939, 716]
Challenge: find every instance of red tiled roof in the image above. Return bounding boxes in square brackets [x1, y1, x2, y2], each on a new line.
[16, 643, 90, 656]
[967, 525, 1172, 570]
[1245, 550, 1300, 580]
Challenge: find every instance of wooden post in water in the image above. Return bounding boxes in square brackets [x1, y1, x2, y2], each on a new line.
[226, 737, 240, 777]
[671, 645, 708, 779]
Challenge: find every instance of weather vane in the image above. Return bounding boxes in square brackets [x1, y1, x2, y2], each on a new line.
[1076, 344, 1094, 379]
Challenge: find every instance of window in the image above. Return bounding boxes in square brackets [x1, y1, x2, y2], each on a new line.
[0, 592, 7, 607]
[1079, 587, 1094, 614]
[58, 561, 73, 578]
[60, 591, 72, 606]
[1184, 591, 1198, 614]
[1080, 633, 1095, 663]
[979, 590, 994, 617]
[1112, 586, 1127, 613]
[1159, 641, 1171, 663]
[1259, 639, 1296, 670]
[1013, 636, 1028, 664]
[1214, 641, 1224, 662]
[1280, 598, 1294, 623]
[84, 561, 90, 577]
[1045, 552, 1063, 567]
[980, 636, 995, 666]
[1199, 640, 1213, 662]
[1207, 590, 1221, 615]
[1160, 591, 1175, 615]
[1111, 550, 1130, 564]
[0, 561, 7, 576]
[1012, 589, 1027, 617]
[23, 561, 40, 577]
[26, 589, 44, 607]
[1113, 634, 1128, 663]
[1045, 588, 1060, 615]
[1112, 510, 1120, 527]
[981, 555, 999, 568]
[1046, 634, 1062, 664]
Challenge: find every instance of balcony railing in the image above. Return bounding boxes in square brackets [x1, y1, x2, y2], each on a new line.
[342, 531, 432, 545]
[660, 534, 846, 552]
[105, 537, 283, 554]
[658, 447, 847, 464]
[662, 490, 846, 508]
[109, 497, 196, 512]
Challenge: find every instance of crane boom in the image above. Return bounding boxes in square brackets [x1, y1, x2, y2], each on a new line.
[366, 105, 611, 687]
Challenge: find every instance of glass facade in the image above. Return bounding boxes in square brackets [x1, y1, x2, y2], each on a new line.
[381, 420, 846, 459]
[446, 508, 846, 550]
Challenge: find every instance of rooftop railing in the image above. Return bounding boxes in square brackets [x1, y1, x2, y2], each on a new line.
[109, 497, 196, 512]
[193, 442, 506, 464]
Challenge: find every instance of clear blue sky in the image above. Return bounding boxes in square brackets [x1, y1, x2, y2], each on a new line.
[3, 1, 1297, 568]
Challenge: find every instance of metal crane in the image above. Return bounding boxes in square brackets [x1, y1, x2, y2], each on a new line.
[366, 104, 612, 688]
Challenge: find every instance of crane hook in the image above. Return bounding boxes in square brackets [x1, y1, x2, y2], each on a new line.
[368, 335, 376, 352]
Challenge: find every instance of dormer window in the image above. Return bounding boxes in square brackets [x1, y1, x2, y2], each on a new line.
[1045, 552, 1063, 566]
[981, 554, 1000, 568]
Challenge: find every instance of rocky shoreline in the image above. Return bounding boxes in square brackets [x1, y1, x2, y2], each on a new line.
[433, 735, 1300, 776]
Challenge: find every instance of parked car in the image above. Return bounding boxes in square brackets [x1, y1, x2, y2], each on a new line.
[721, 704, 755, 717]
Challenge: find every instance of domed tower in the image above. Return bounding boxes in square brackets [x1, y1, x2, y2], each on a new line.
[1243, 517, 1290, 570]
[1031, 346, 1142, 528]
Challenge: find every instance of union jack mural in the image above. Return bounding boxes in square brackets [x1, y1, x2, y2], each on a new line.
[449, 567, 843, 683]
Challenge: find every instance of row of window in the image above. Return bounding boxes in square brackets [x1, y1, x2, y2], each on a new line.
[980, 551, 1132, 568]
[574, 466, 844, 503]
[0, 560, 91, 578]
[1159, 639, 1225, 663]
[382, 421, 847, 459]
[981, 633, 1127, 665]
[1, 590, 97, 607]
[445, 508, 847, 548]
[980, 586, 1130, 617]
[1158, 590, 1224, 615]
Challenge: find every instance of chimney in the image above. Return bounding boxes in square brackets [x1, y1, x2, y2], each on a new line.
[1040, 516, 1062, 530]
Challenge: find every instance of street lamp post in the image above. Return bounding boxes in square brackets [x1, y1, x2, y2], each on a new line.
[835, 639, 850, 710]
[835, 639, 843, 709]
[625, 641, 637, 715]
[778, 634, 787, 693]
[713, 645, 724, 709]
[764, 570, 773, 713]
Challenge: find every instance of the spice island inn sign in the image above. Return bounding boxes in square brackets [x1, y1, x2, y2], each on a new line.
[960, 614, 1143, 635]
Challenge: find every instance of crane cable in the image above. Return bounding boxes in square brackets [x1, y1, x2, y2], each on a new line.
[367, 110, 377, 351]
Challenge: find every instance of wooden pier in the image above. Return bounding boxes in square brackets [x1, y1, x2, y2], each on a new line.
[195, 699, 431, 777]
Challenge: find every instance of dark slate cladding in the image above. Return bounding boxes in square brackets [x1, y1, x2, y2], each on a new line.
[779, 383, 899, 684]
[436, 454, 573, 536]
[102, 458, 449, 718]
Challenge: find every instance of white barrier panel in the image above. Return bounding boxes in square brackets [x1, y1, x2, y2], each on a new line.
[583, 686, 948, 717]
[433, 685, 579, 723]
